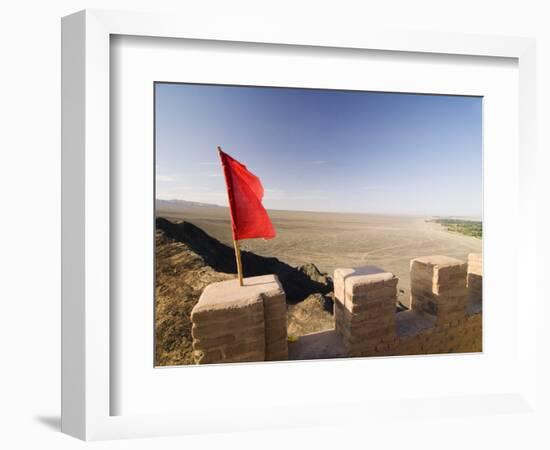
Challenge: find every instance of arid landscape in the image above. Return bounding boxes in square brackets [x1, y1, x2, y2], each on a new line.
[155, 199, 482, 366]
[157, 199, 482, 307]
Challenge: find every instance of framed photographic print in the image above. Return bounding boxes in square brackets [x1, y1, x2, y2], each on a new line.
[153, 82, 483, 367]
[61, 9, 538, 441]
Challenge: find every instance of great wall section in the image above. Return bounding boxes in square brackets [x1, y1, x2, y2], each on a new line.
[190, 253, 483, 364]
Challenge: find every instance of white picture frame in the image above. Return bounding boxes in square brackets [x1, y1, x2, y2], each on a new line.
[61, 9, 537, 441]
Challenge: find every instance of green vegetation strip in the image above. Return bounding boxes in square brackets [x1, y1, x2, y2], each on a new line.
[433, 219, 482, 239]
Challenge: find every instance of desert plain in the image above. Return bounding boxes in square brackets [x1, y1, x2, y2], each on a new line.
[156, 201, 482, 308]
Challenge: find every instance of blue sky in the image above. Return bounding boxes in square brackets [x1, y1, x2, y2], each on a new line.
[155, 83, 482, 217]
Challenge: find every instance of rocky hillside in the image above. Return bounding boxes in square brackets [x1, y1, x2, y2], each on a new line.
[287, 294, 335, 337]
[155, 218, 333, 366]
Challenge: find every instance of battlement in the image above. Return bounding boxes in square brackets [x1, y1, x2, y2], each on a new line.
[332, 253, 482, 358]
[191, 254, 483, 363]
[191, 275, 288, 364]
[334, 266, 398, 356]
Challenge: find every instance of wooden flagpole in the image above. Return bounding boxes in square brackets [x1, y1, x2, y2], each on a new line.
[218, 145, 244, 287]
[233, 239, 244, 286]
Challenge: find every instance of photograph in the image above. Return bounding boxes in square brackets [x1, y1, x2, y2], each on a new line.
[154, 83, 483, 366]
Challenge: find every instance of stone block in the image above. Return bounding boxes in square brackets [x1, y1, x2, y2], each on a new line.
[334, 266, 397, 307]
[410, 255, 468, 324]
[334, 266, 397, 355]
[191, 274, 288, 364]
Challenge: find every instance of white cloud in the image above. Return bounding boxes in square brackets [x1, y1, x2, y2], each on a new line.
[156, 175, 175, 182]
[264, 188, 285, 200]
[200, 172, 222, 177]
[292, 193, 330, 201]
[360, 185, 397, 191]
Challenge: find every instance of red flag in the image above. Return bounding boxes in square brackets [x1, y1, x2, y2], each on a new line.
[218, 147, 276, 241]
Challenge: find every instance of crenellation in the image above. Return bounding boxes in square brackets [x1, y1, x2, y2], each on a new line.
[191, 274, 288, 364]
[191, 254, 482, 364]
[330, 255, 481, 358]
[410, 255, 468, 324]
[334, 266, 398, 356]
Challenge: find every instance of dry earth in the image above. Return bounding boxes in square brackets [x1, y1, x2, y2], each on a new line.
[155, 229, 233, 365]
[155, 218, 333, 366]
[286, 294, 334, 337]
[157, 202, 482, 307]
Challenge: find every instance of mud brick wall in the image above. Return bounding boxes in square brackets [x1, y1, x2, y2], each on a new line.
[191, 274, 288, 364]
[467, 253, 483, 305]
[334, 255, 482, 358]
[390, 310, 482, 355]
[334, 267, 398, 356]
[262, 284, 289, 361]
[410, 255, 468, 325]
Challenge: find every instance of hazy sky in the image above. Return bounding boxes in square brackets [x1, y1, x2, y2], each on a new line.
[155, 83, 482, 217]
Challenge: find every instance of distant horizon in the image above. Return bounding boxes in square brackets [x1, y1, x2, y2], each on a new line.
[155, 197, 483, 221]
[155, 84, 482, 217]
